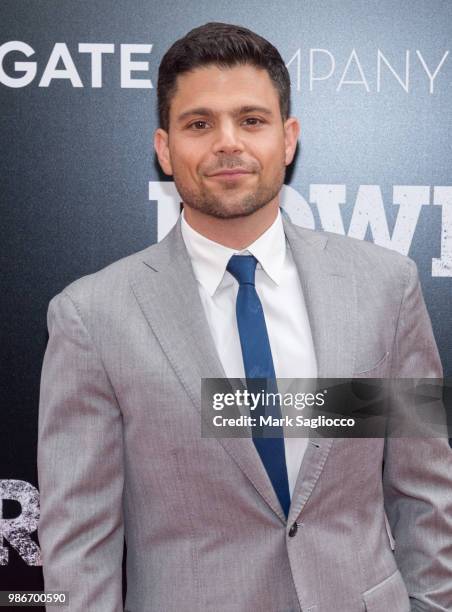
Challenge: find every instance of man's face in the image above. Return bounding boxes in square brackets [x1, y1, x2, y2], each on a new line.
[154, 63, 299, 219]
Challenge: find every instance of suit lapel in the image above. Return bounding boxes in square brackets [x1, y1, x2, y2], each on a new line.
[283, 218, 358, 523]
[282, 218, 357, 379]
[130, 215, 357, 525]
[130, 218, 287, 523]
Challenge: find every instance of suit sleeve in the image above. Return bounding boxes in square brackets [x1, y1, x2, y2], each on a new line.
[38, 291, 124, 612]
[382, 258, 452, 611]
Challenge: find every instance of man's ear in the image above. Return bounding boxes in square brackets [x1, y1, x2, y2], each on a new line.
[154, 128, 173, 175]
[283, 117, 300, 166]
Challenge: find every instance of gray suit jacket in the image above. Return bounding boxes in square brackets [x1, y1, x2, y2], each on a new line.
[38, 216, 452, 612]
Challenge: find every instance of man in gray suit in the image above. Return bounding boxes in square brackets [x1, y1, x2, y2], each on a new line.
[38, 23, 452, 612]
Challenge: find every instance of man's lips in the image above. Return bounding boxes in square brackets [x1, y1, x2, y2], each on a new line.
[207, 169, 253, 178]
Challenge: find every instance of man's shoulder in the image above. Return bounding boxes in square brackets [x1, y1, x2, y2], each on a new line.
[289, 222, 416, 281]
[51, 240, 163, 312]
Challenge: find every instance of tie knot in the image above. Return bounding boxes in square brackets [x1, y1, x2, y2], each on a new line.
[227, 255, 258, 286]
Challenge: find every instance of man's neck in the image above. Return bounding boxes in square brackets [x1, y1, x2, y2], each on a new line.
[182, 199, 280, 250]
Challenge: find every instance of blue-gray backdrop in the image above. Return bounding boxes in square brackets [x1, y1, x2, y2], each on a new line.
[1, 0, 451, 599]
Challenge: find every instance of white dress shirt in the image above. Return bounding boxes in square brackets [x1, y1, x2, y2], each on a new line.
[180, 208, 317, 497]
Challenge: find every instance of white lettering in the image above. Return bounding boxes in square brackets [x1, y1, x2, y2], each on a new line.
[120, 44, 153, 88]
[280, 184, 315, 229]
[39, 43, 83, 87]
[377, 49, 410, 92]
[310, 184, 346, 234]
[0, 480, 41, 566]
[391, 186, 429, 255]
[78, 43, 114, 88]
[286, 48, 301, 92]
[0, 41, 36, 88]
[337, 49, 370, 92]
[348, 185, 429, 255]
[416, 50, 449, 94]
[149, 181, 181, 241]
[309, 48, 336, 91]
[432, 186, 452, 277]
[152, 182, 451, 277]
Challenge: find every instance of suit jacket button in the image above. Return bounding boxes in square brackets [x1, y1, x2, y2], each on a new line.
[288, 522, 298, 537]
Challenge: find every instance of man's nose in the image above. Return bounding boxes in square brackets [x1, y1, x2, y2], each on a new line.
[212, 121, 244, 155]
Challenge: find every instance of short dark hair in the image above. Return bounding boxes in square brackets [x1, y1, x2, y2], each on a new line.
[157, 22, 291, 131]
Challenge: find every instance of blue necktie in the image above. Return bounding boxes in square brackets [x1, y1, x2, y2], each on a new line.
[227, 255, 290, 518]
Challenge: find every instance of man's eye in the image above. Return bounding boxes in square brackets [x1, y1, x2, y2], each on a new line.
[189, 121, 209, 130]
[243, 117, 264, 126]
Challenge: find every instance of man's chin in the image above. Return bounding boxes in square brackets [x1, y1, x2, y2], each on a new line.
[183, 193, 273, 220]
[207, 206, 265, 220]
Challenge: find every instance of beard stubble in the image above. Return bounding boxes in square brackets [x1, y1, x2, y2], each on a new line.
[173, 155, 285, 220]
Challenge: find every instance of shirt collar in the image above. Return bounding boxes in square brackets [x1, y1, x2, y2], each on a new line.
[180, 208, 286, 296]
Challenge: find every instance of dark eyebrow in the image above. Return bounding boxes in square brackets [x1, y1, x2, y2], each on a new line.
[176, 105, 274, 123]
[235, 105, 273, 117]
[176, 107, 213, 123]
